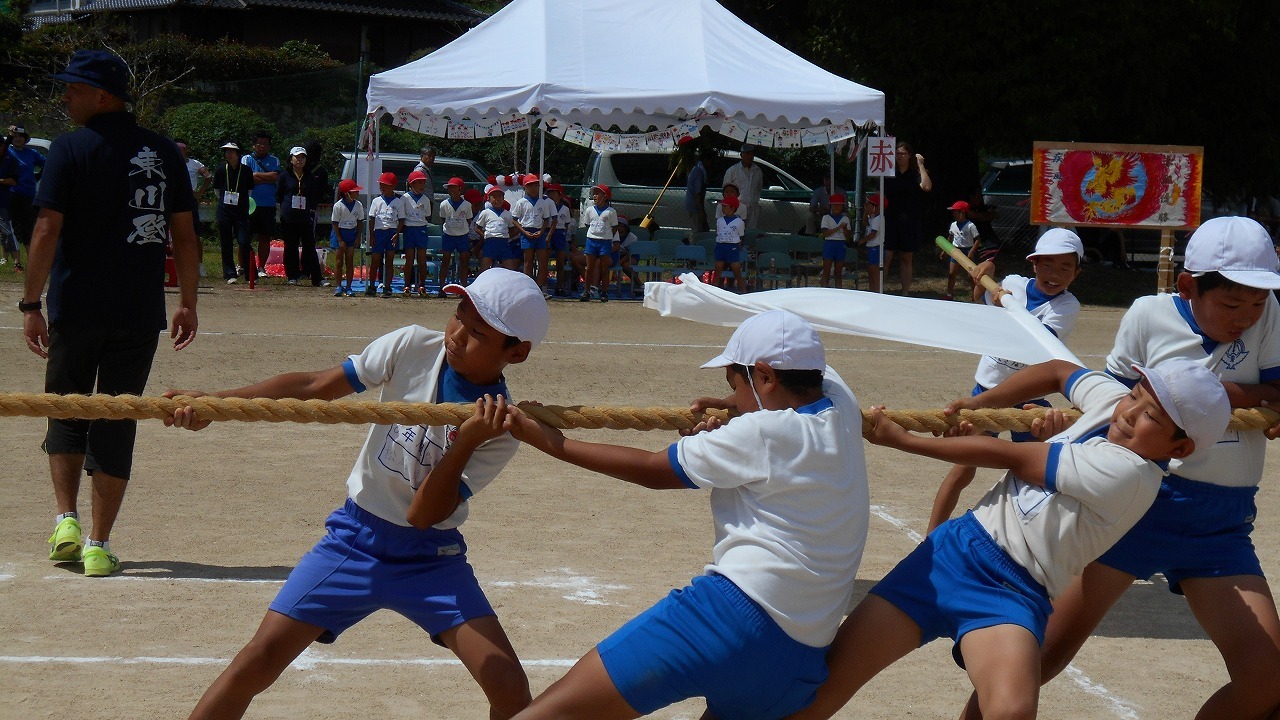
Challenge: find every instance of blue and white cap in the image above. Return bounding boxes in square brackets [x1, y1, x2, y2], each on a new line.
[701, 310, 825, 371]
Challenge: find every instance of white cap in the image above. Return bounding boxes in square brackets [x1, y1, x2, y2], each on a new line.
[1027, 228, 1084, 260]
[701, 310, 825, 371]
[443, 268, 550, 348]
[289, 146, 307, 157]
[220, 142, 240, 151]
[1132, 359, 1230, 456]
[1183, 216, 1280, 290]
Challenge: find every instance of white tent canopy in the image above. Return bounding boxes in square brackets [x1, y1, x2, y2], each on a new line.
[365, 0, 884, 135]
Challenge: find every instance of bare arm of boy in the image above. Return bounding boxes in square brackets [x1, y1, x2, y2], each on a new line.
[948, 359, 1081, 416]
[504, 405, 685, 490]
[163, 366, 355, 431]
[407, 394, 511, 528]
[867, 406, 1051, 485]
[1222, 378, 1280, 408]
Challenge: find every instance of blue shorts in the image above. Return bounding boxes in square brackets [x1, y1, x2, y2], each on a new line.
[1097, 474, 1262, 594]
[870, 512, 1051, 668]
[549, 229, 568, 253]
[482, 237, 510, 261]
[714, 242, 741, 264]
[442, 234, 470, 253]
[371, 228, 398, 254]
[331, 227, 357, 250]
[402, 225, 430, 250]
[520, 231, 548, 251]
[585, 238, 613, 257]
[866, 246, 882, 265]
[269, 499, 495, 644]
[508, 238, 521, 258]
[599, 573, 827, 719]
[973, 384, 1051, 443]
[822, 239, 847, 261]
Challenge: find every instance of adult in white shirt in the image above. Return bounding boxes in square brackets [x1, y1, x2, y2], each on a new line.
[722, 144, 764, 229]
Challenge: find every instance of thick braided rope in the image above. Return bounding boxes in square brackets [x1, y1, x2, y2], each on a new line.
[0, 393, 1275, 435]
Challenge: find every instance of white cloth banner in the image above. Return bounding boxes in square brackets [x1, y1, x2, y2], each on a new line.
[643, 275, 1081, 367]
[420, 116, 448, 137]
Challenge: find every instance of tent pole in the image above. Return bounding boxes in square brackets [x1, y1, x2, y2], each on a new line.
[539, 124, 546, 190]
[525, 125, 533, 173]
[879, 126, 886, 294]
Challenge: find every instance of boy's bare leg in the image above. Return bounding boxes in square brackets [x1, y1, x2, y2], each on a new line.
[929, 464, 977, 533]
[959, 624, 1041, 720]
[733, 262, 746, 292]
[509, 648, 639, 720]
[188, 611, 324, 720]
[1184, 575, 1280, 719]
[440, 616, 533, 720]
[787, 595, 921, 720]
[962, 563, 1136, 719]
[537, 248, 550, 290]
[523, 250, 535, 279]
[868, 265, 881, 293]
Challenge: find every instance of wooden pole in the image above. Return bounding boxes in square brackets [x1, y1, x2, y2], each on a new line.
[1157, 228, 1175, 293]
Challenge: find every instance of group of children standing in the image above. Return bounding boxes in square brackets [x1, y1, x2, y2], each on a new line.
[326, 173, 643, 302]
[155, 214, 1280, 720]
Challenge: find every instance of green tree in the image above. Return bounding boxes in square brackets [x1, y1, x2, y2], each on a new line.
[162, 102, 276, 166]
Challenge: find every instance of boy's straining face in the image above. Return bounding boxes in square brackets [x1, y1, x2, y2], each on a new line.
[1107, 381, 1195, 461]
[725, 366, 762, 413]
[1179, 275, 1271, 343]
[444, 298, 527, 385]
[1030, 253, 1081, 296]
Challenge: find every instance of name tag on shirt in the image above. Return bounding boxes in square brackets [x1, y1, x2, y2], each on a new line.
[589, 219, 607, 235]
[222, 191, 240, 206]
[407, 207, 426, 223]
[338, 218, 357, 229]
[445, 217, 467, 234]
[717, 226, 740, 243]
[291, 196, 307, 210]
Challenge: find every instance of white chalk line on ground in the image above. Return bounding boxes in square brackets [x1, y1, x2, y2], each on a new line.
[869, 503, 1139, 717]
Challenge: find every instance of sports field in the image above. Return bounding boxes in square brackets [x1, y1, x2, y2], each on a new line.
[1, 283, 1275, 719]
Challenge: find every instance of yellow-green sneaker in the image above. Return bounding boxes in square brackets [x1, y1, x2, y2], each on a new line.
[48, 517, 82, 562]
[81, 546, 120, 577]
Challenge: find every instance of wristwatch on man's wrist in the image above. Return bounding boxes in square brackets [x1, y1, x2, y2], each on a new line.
[18, 299, 42, 313]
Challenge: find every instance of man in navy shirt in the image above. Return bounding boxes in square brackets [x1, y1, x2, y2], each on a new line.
[0, 133, 20, 267]
[20, 49, 200, 578]
[6, 125, 45, 265]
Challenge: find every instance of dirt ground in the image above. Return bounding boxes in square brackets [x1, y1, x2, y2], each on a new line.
[0, 280, 1275, 719]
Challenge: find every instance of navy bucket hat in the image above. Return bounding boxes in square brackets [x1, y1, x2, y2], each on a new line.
[50, 50, 132, 102]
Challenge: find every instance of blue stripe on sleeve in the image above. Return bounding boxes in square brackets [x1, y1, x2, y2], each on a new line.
[1063, 367, 1091, 396]
[1261, 366, 1280, 383]
[667, 443, 699, 489]
[1044, 443, 1063, 493]
[458, 482, 474, 501]
[1103, 368, 1139, 388]
[341, 359, 366, 393]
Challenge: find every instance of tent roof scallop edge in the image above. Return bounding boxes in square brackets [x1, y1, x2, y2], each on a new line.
[366, 0, 884, 132]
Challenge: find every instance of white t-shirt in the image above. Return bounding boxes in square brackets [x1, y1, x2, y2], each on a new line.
[343, 326, 519, 529]
[186, 158, 205, 191]
[402, 191, 432, 227]
[820, 213, 851, 240]
[552, 201, 572, 234]
[1106, 293, 1280, 488]
[970, 369, 1165, 598]
[368, 194, 405, 231]
[949, 220, 980, 250]
[331, 199, 365, 230]
[583, 204, 617, 240]
[512, 194, 550, 231]
[668, 368, 870, 647]
[974, 275, 1081, 389]
[723, 162, 764, 204]
[614, 230, 637, 251]
[475, 206, 513, 239]
[438, 197, 474, 237]
[716, 215, 745, 244]
[864, 215, 883, 248]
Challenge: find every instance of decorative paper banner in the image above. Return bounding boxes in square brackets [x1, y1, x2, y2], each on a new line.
[419, 116, 448, 137]
[447, 120, 476, 139]
[391, 110, 422, 132]
[645, 127, 675, 150]
[775, 128, 801, 149]
[591, 131, 622, 153]
[866, 136, 896, 178]
[745, 125, 774, 148]
[801, 128, 830, 148]
[718, 118, 750, 142]
[1031, 142, 1204, 229]
[620, 135, 646, 153]
[473, 118, 503, 138]
[500, 116, 530, 134]
[563, 125, 592, 147]
[825, 120, 855, 143]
